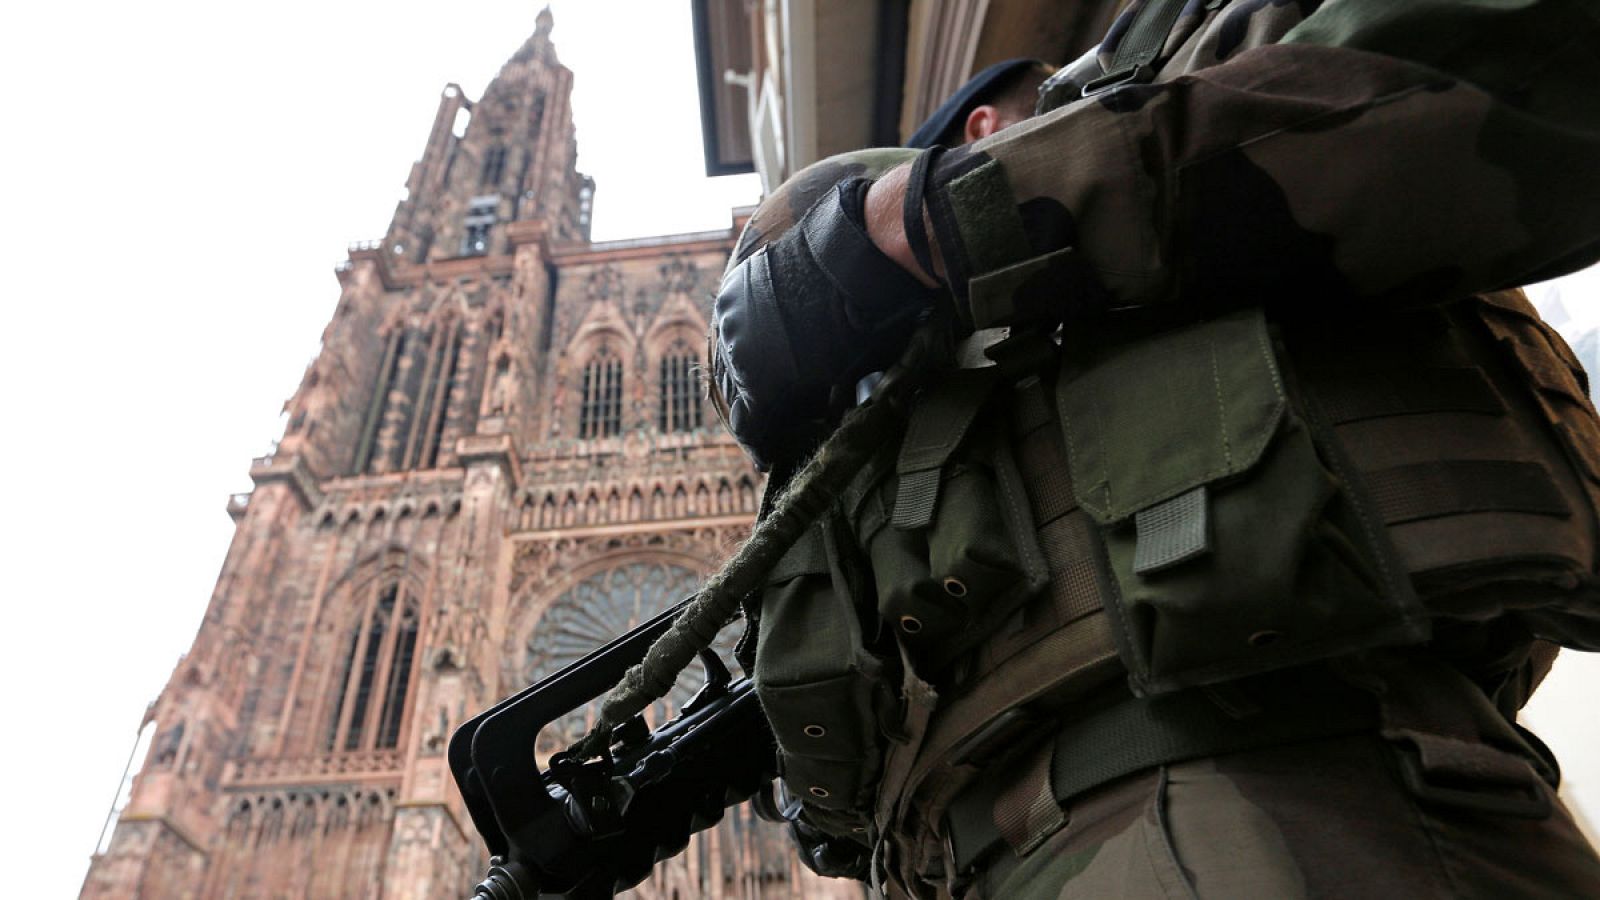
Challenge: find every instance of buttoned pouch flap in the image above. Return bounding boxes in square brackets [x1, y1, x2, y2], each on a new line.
[1058, 309, 1285, 525]
[1056, 310, 1426, 694]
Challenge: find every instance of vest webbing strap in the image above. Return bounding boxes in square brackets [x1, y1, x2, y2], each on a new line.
[943, 671, 1378, 876]
[1014, 392, 1078, 525]
[1083, 0, 1191, 94]
[1132, 485, 1209, 575]
[1515, 342, 1589, 403]
[1364, 459, 1569, 526]
[991, 742, 1062, 858]
[1314, 367, 1505, 424]
[892, 370, 999, 529]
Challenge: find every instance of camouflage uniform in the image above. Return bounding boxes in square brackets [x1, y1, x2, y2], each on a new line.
[922, 0, 1600, 336]
[715, 0, 1600, 897]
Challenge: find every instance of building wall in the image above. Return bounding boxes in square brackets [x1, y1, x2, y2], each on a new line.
[81, 12, 858, 900]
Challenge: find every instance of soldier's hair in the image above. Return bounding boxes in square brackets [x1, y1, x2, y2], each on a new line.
[935, 60, 1055, 147]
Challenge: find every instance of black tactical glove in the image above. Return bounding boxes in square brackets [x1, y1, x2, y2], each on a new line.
[712, 177, 939, 469]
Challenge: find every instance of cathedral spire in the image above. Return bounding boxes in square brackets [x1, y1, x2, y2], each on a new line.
[512, 6, 558, 65]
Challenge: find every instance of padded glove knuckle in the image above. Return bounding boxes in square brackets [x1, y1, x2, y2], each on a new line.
[712, 174, 938, 467]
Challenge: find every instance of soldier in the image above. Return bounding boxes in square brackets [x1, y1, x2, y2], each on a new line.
[711, 0, 1600, 897]
[904, 59, 1056, 151]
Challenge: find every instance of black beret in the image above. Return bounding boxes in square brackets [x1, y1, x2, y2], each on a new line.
[905, 58, 1044, 149]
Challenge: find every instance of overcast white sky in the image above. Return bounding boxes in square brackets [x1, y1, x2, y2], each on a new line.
[0, 2, 1594, 896]
[0, 3, 760, 895]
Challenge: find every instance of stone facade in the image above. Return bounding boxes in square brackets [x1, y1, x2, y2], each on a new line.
[80, 11, 858, 899]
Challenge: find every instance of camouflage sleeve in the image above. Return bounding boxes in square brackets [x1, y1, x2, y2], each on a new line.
[925, 0, 1600, 325]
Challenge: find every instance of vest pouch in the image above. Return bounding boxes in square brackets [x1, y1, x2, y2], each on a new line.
[1474, 290, 1600, 518]
[923, 427, 1052, 675]
[1285, 294, 1600, 649]
[1056, 309, 1428, 695]
[1284, 291, 1600, 654]
[857, 478, 966, 660]
[928, 460, 1025, 607]
[754, 518, 889, 831]
[857, 383, 1049, 676]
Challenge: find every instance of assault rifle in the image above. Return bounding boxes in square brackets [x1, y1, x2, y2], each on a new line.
[449, 598, 782, 899]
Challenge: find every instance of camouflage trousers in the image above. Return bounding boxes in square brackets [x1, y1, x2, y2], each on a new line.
[967, 733, 1600, 899]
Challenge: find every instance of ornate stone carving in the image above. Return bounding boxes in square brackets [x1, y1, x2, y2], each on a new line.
[657, 254, 701, 298]
[509, 525, 748, 592]
[227, 751, 405, 786]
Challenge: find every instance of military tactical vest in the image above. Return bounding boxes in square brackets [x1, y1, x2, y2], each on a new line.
[751, 289, 1600, 876]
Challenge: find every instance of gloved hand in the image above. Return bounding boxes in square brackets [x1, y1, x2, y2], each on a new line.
[712, 176, 939, 470]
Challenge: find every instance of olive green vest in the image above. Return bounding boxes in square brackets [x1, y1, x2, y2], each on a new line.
[752, 289, 1600, 862]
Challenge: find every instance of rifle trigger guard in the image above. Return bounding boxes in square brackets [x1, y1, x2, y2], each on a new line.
[751, 780, 801, 824]
[682, 648, 733, 716]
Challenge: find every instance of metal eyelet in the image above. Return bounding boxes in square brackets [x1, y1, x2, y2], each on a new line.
[803, 724, 827, 739]
[898, 616, 924, 634]
[809, 786, 831, 798]
[942, 577, 968, 598]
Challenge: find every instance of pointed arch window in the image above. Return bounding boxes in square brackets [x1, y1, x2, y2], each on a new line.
[419, 324, 464, 469]
[579, 345, 624, 439]
[529, 93, 547, 138]
[324, 582, 419, 752]
[658, 339, 702, 433]
[352, 314, 488, 474]
[353, 329, 410, 474]
[480, 145, 507, 188]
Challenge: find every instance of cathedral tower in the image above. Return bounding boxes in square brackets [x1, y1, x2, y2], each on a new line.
[80, 11, 850, 898]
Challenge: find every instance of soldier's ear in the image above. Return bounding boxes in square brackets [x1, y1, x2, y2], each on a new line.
[963, 105, 1003, 143]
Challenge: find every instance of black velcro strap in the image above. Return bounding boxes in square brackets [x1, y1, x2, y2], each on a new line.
[903, 147, 943, 284]
[944, 672, 1376, 875]
[1363, 460, 1570, 525]
[1314, 368, 1505, 424]
[798, 178, 933, 326]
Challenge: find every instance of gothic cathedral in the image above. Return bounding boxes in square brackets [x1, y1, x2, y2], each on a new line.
[79, 12, 853, 899]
